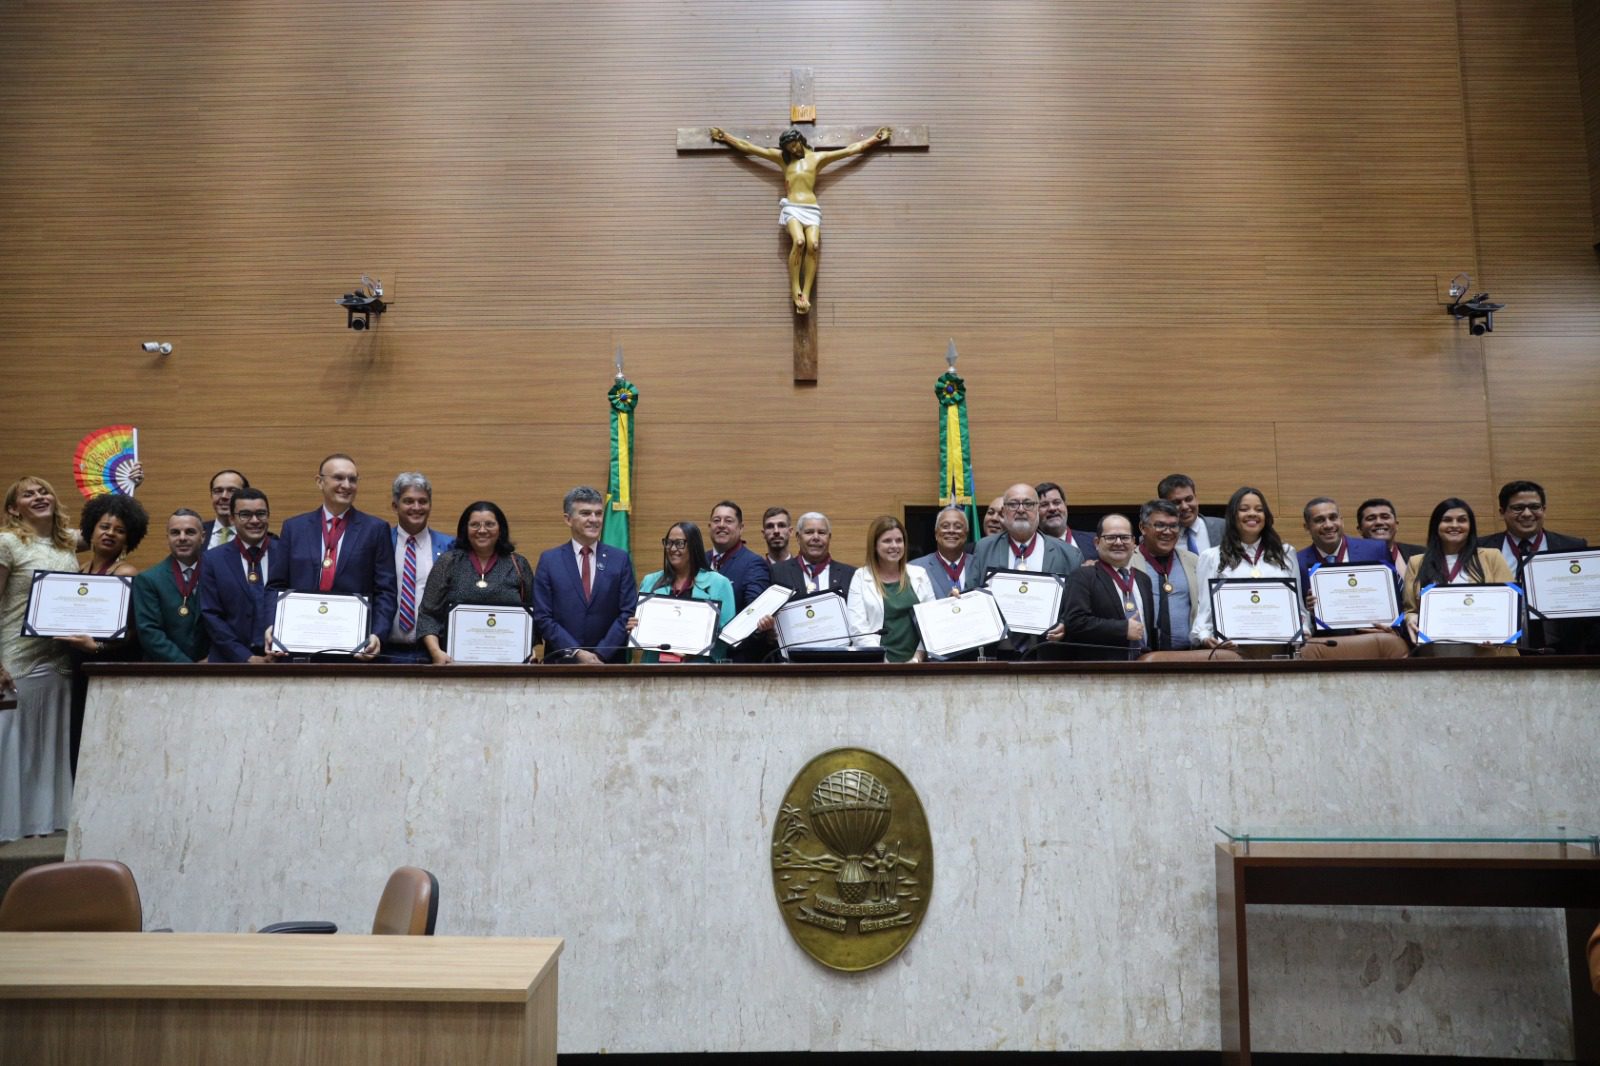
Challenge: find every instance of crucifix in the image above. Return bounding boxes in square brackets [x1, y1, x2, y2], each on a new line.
[678, 68, 929, 382]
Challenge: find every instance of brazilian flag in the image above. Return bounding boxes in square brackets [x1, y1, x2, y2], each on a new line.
[602, 376, 637, 552]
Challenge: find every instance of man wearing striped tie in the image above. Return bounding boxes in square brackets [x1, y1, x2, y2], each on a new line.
[387, 472, 455, 663]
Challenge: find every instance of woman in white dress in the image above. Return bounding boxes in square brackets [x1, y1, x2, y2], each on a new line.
[1190, 486, 1308, 650]
[0, 476, 82, 841]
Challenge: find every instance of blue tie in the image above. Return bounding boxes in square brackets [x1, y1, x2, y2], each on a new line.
[1185, 529, 1197, 554]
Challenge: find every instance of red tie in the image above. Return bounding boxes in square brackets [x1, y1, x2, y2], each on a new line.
[320, 513, 347, 592]
[581, 546, 593, 602]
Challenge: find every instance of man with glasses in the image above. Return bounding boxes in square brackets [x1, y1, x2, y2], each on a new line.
[965, 483, 1080, 655]
[1481, 480, 1593, 654]
[266, 453, 397, 660]
[198, 488, 277, 662]
[1129, 499, 1198, 651]
[1058, 514, 1154, 660]
[1037, 481, 1098, 562]
[911, 504, 973, 599]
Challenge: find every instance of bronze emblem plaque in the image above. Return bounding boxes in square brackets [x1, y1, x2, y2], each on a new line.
[771, 748, 932, 972]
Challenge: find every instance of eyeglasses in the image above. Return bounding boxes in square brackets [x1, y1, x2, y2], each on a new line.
[1146, 522, 1180, 533]
[1099, 534, 1134, 543]
[661, 538, 689, 549]
[1003, 500, 1038, 512]
[232, 510, 269, 521]
[1506, 503, 1544, 514]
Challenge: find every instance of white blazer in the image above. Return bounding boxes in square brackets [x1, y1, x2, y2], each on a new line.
[845, 566, 937, 651]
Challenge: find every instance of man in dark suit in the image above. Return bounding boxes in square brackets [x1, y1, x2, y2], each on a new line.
[1355, 498, 1424, 573]
[707, 500, 773, 663]
[1037, 481, 1099, 563]
[1159, 474, 1227, 558]
[965, 482, 1081, 657]
[266, 453, 397, 659]
[198, 487, 276, 663]
[201, 469, 249, 550]
[770, 511, 855, 597]
[1481, 480, 1593, 654]
[532, 486, 637, 664]
[1057, 514, 1155, 661]
[910, 504, 971, 599]
[132, 508, 211, 662]
[387, 471, 456, 662]
[1296, 497, 1408, 657]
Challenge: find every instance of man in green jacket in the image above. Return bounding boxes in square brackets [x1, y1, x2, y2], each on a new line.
[132, 508, 211, 663]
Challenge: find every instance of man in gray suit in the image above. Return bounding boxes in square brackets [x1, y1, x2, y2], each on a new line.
[1129, 499, 1200, 651]
[965, 482, 1082, 655]
[1159, 474, 1226, 557]
[911, 504, 973, 599]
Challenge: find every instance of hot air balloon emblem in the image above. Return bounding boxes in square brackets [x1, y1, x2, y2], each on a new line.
[771, 748, 931, 971]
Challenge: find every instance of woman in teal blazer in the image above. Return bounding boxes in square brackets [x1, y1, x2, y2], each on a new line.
[629, 521, 736, 663]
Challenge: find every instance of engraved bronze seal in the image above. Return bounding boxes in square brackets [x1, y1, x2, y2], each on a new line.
[771, 748, 932, 971]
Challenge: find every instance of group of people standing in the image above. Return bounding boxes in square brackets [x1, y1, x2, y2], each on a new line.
[0, 457, 1590, 842]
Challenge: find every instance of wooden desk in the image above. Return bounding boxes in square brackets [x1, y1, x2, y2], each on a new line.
[1216, 843, 1600, 1065]
[0, 933, 561, 1066]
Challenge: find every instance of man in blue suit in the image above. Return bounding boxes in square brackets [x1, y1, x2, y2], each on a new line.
[387, 471, 455, 662]
[198, 487, 277, 662]
[1297, 497, 1407, 657]
[266, 453, 397, 659]
[707, 500, 773, 663]
[533, 486, 637, 664]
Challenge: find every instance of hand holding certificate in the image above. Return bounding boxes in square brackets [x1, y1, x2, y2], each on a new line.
[271, 591, 371, 655]
[1211, 579, 1303, 644]
[717, 584, 793, 648]
[1308, 563, 1401, 631]
[982, 569, 1065, 636]
[912, 590, 1006, 658]
[630, 594, 719, 657]
[23, 571, 132, 639]
[447, 605, 534, 664]
[1417, 583, 1521, 645]
[774, 591, 852, 653]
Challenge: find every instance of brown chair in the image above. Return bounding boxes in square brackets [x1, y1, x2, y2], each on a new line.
[1139, 649, 1244, 662]
[1299, 633, 1410, 660]
[0, 859, 142, 932]
[261, 865, 438, 936]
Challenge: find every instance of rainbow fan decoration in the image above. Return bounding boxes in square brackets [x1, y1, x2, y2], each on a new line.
[73, 425, 140, 498]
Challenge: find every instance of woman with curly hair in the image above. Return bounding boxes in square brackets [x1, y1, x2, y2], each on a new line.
[0, 476, 80, 840]
[78, 492, 148, 578]
[1190, 486, 1308, 651]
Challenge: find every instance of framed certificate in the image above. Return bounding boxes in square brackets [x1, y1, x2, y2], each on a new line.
[22, 571, 132, 639]
[447, 604, 534, 664]
[912, 590, 1006, 658]
[1523, 550, 1600, 620]
[1417, 583, 1522, 645]
[1308, 563, 1401, 631]
[773, 590, 852, 653]
[717, 584, 793, 648]
[981, 568, 1065, 636]
[630, 594, 719, 657]
[271, 591, 371, 655]
[1211, 578, 1303, 644]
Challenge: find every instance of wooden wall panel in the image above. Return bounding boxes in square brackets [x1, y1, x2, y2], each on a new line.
[1578, 0, 1600, 242]
[1, 0, 1596, 573]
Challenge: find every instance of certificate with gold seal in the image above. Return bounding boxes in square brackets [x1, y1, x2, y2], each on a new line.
[630, 594, 718, 658]
[1211, 578, 1303, 644]
[23, 571, 132, 639]
[774, 590, 852, 653]
[912, 589, 1005, 657]
[447, 604, 535, 664]
[1308, 562, 1400, 630]
[1418, 583, 1521, 645]
[270, 591, 370, 655]
[1523, 550, 1600, 619]
[981, 568, 1065, 636]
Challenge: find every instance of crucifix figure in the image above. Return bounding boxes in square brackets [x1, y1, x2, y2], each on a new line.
[679, 68, 928, 381]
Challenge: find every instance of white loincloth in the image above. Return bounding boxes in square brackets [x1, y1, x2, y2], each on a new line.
[778, 198, 822, 230]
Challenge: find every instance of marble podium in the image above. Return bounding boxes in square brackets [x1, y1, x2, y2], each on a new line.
[72, 658, 1600, 1056]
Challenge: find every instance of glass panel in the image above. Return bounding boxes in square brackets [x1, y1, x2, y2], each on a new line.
[1216, 825, 1600, 846]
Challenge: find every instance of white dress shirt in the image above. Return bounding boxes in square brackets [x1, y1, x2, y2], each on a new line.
[1190, 542, 1307, 645]
[1182, 518, 1214, 556]
[206, 521, 236, 550]
[1007, 537, 1044, 573]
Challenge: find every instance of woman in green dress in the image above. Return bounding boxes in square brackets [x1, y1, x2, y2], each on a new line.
[845, 516, 936, 663]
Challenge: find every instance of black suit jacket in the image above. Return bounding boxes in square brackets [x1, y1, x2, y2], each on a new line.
[770, 557, 856, 597]
[1058, 565, 1156, 661]
[1479, 529, 1594, 654]
[1396, 541, 1425, 561]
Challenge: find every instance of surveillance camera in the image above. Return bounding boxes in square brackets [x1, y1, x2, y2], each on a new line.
[337, 274, 387, 330]
[1446, 291, 1502, 336]
[349, 317, 368, 331]
[141, 341, 173, 355]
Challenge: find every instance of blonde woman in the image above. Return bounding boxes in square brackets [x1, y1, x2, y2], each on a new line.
[845, 516, 936, 662]
[0, 477, 80, 841]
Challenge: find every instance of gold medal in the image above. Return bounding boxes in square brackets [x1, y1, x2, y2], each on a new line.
[1250, 567, 1261, 577]
[322, 555, 333, 569]
[248, 572, 259, 583]
[476, 579, 488, 589]
[179, 605, 189, 616]
[1124, 600, 1135, 612]
[1162, 582, 1173, 593]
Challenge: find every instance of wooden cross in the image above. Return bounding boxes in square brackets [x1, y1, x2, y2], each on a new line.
[679, 68, 929, 383]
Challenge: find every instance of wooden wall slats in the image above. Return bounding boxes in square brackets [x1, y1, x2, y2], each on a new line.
[1, 0, 1596, 570]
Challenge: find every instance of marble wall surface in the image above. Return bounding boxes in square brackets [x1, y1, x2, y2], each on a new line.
[71, 667, 1598, 1055]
